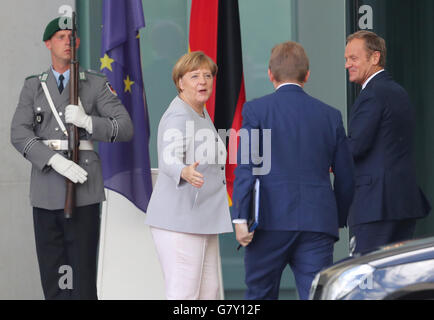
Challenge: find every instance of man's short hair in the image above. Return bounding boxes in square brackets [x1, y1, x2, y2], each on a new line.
[268, 41, 309, 83]
[347, 31, 387, 68]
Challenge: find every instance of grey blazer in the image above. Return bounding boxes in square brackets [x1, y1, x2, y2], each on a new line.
[10, 68, 133, 210]
[145, 96, 233, 234]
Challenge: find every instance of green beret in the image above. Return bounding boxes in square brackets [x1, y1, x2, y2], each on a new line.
[43, 17, 73, 41]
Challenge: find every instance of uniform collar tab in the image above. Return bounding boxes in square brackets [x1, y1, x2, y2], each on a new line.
[39, 72, 49, 82]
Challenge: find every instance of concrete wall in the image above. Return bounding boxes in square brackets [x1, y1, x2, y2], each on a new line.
[0, 0, 74, 300]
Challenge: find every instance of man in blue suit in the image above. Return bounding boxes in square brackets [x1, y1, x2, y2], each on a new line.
[345, 31, 431, 255]
[232, 41, 355, 300]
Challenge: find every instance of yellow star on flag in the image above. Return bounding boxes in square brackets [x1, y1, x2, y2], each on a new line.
[100, 53, 115, 72]
[124, 75, 135, 93]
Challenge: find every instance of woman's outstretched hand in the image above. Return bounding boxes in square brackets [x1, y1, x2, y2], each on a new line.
[181, 161, 204, 188]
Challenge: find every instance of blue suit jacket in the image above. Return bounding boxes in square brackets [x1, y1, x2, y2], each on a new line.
[347, 70, 431, 227]
[232, 84, 355, 239]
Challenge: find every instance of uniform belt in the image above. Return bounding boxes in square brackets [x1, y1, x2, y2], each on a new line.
[42, 140, 94, 151]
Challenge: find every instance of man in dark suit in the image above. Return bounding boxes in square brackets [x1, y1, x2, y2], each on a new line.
[232, 42, 355, 300]
[345, 31, 430, 255]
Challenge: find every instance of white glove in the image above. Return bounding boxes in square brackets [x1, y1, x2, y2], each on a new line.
[48, 154, 88, 184]
[65, 103, 93, 134]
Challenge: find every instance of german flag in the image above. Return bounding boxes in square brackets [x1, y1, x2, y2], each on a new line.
[189, 0, 246, 205]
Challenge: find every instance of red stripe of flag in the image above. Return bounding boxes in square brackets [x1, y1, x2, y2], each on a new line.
[189, 0, 246, 205]
[189, 0, 218, 120]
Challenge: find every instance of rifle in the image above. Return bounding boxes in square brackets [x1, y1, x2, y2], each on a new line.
[64, 12, 79, 219]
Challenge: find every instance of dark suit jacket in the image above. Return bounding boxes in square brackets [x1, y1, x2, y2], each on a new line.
[347, 70, 430, 227]
[232, 84, 355, 239]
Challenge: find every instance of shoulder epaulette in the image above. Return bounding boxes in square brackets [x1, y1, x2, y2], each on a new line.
[25, 74, 40, 81]
[26, 71, 49, 81]
[85, 69, 106, 78]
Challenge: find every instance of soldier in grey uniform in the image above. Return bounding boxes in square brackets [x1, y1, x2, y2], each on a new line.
[10, 17, 133, 299]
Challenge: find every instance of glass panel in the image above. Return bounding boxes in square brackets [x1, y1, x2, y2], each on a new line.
[140, 0, 189, 167]
[239, 0, 293, 100]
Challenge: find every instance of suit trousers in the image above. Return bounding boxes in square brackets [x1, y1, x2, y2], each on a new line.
[349, 219, 417, 255]
[244, 230, 335, 300]
[33, 204, 100, 300]
[150, 227, 221, 300]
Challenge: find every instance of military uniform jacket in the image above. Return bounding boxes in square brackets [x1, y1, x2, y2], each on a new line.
[10, 68, 133, 210]
[145, 96, 233, 234]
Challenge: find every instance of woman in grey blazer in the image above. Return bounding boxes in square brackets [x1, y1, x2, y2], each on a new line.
[145, 51, 233, 300]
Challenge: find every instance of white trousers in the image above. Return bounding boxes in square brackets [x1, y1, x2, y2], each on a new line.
[150, 227, 221, 300]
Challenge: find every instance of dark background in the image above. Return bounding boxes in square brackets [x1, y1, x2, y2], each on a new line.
[347, 0, 434, 238]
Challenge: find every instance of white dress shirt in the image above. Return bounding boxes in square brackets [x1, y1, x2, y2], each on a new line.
[362, 69, 384, 90]
[275, 82, 302, 90]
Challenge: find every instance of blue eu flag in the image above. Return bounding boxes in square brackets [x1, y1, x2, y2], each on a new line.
[99, 0, 152, 213]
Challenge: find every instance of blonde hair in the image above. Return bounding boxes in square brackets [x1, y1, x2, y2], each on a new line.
[268, 41, 309, 83]
[172, 51, 218, 93]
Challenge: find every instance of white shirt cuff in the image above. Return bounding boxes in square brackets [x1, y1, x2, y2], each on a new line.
[232, 219, 247, 224]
